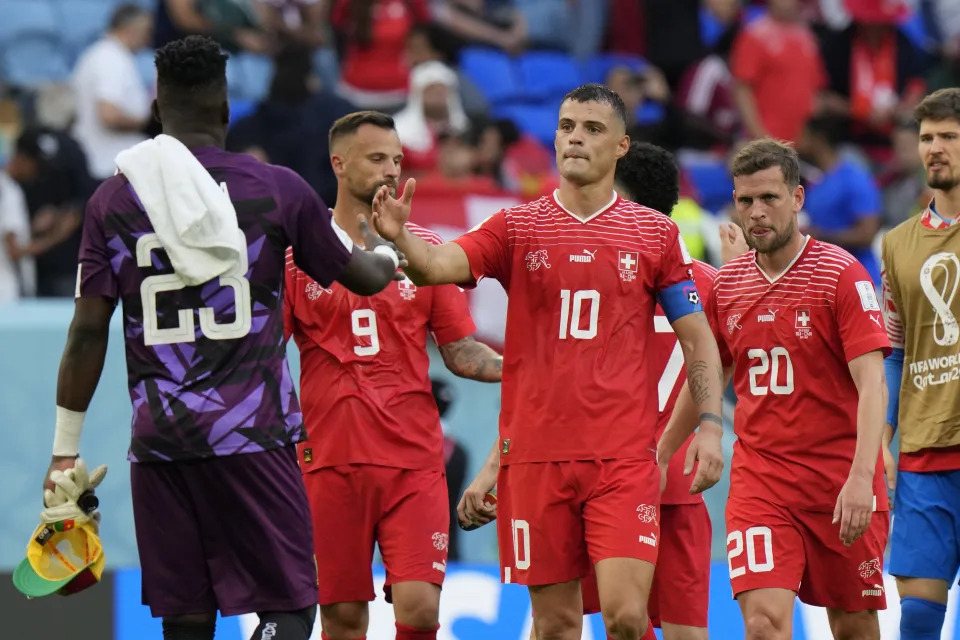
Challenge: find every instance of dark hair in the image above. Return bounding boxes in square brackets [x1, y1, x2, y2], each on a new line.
[269, 42, 314, 105]
[615, 142, 679, 215]
[803, 113, 847, 148]
[561, 83, 628, 129]
[914, 88, 960, 125]
[109, 3, 148, 31]
[154, 36, 228, 119]
[731, 138, 801, 189]
[328, 111, 396, 150]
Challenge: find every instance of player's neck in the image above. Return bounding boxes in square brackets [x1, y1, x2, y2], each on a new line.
[755, 232, 806, 279]
[161, 128, 225, 149]
[331, 197, 371, 246]
[933, 188, 960, 222]
[556, 179, 616, 220]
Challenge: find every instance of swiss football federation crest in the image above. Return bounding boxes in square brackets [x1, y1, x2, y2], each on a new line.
[795, 308, 812, 339]
[306, 281, 332, 300]
[525, 250, 551, 271]
[398, 277, 416, 300]
[726, 313, 742, 335]
[432, 532, 449, 551]
[619, 251, 639, 282]
[636, 504, 658, 525]
[859, 557, 881, 579]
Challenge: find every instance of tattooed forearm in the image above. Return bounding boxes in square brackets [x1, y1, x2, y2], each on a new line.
[688, 360, 711, 405]
[439, 336, 503, 382]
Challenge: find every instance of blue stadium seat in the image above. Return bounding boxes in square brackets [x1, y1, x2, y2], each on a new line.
[54, 0, 115, 58]
[134, 48, 155, 89]
[581, 54, 647, 85]
[495, 104, 558, 147]
[0, 35, 72, 86]
[684, 160, 735, 215]
[234, 53, 273, 102]
[0, 0, 59, 44]
[517, 52, 582, 103]
[459, 47, 522, 105]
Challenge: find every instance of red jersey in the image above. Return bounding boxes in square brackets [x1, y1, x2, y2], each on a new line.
[284, 223, 475, 472]
[707, 238, 891, 512]
[453, 192, 701, 465]
[657, 259, 719, 505]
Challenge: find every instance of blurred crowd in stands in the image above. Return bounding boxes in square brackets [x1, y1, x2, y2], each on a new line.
[0, 0, 954, 304]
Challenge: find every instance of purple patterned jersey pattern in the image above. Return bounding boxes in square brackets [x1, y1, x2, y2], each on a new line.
[76, 146, 352, 462]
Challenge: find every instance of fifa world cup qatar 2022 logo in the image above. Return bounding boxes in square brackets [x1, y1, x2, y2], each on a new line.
[920, 252, 960, 347]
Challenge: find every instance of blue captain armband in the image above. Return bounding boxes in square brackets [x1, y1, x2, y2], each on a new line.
[658, 280, 703, 322]
[885, 348, 904, 431]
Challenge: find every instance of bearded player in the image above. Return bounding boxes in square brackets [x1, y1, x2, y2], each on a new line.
[284, 111, 502, 640]
[459, 141, 716, 640]
[882, 88, 960, 640]
[372, 84, 725, 640]
[661, 138, 890, 640]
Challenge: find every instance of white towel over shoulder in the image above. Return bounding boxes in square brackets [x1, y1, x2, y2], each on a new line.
[115, 135, 243, 286]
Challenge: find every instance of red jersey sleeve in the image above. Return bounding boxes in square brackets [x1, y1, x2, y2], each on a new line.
[452, 210, 511, 289]
[429, 284, 477, 346]
[655, 220, 695, 291]
[731, 30, 763, 84]
[836, 262, 892, 361]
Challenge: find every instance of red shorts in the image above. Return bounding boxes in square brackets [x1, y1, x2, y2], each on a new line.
[303, 464, 449, 605]
[497, 459, 659, 587]
[725, 495, 889, 611]
[579, 502, 711, 628]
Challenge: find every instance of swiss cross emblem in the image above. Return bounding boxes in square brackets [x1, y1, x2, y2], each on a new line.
[398, 277, 416, 300]
[306, 281, 332, 300]
[618, 251, 638, 282]
[795, 309, 812, 339]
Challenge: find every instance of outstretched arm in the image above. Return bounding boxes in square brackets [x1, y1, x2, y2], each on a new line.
[371, 179, 475, 286]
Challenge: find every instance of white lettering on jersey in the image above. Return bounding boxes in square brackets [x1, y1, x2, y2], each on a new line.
[855, 280, 881, 312]
[569, 249, 597, 263]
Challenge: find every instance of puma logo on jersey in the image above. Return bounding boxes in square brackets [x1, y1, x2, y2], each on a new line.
[861, 584, 884, 597]
[758, 309, 778, 323]
[569, 249, 597, 263]
[638, 532, 658, 547]
[525, 250, 551, 271]
[869, 314, 882, 329]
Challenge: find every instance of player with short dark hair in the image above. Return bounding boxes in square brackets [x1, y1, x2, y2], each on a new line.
[461, 141, 716, 640]
[661, 138, 891, 640]
[882, 87, 960, 640]
[284, 109, 502, 640]
[43, 36, 402, 640]
[372, 83, 726, 640]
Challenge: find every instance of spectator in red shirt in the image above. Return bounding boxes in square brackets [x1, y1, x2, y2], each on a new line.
[332, 0, 431, 110]
[730, 0, 827, 141]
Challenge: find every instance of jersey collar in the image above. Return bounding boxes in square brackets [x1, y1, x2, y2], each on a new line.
[755, 235, 811, 284]
[552, 190, 618, 224]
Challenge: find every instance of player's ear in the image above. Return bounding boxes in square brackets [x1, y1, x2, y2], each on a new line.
[330, 153, 345, 177]
[792, 184, 805, 212]
[616, 133, 630, 159]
